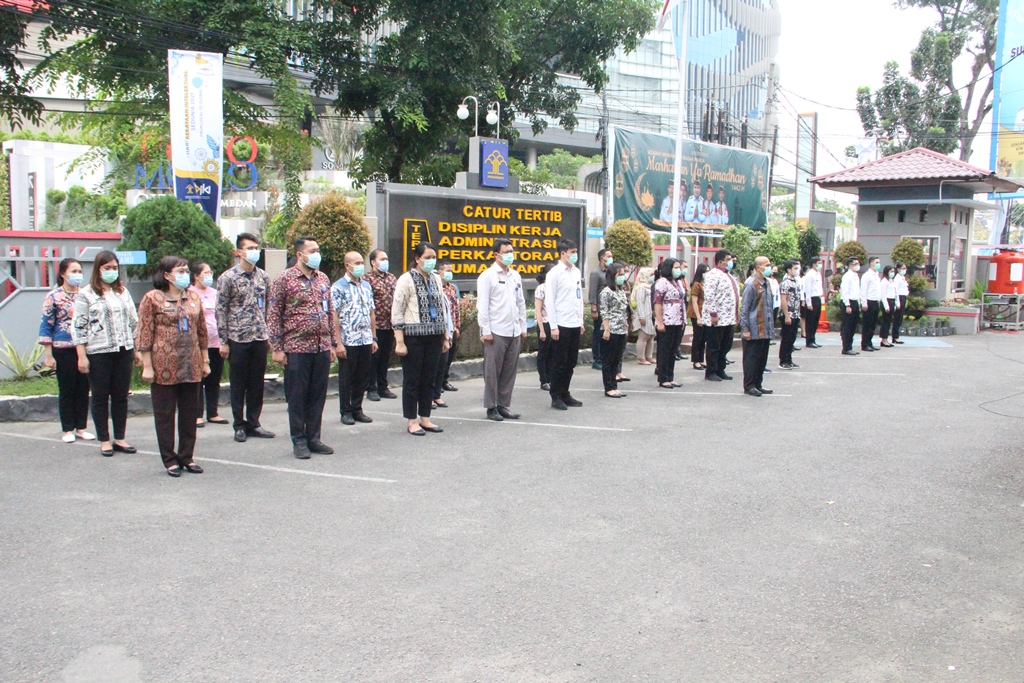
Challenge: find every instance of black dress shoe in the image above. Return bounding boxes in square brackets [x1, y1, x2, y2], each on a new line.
[563, 395, 583, 407]
[183, 463, 204, 474]
[540, 383, 551, 391]
[862, 347, 877, 352]
[497, 406, 520, 419]
[366, 390, 381, 402]
[757, 388, 774, 395]
[234, 429, 247, 443]
[112, 443, 137, 454]
[705, 374, 722, 382]
[166, 466, 182, 477]
[354, 412, 373, 423]
[408, 427, 426, 436]
[842, 350, 860, 356]
[745, 388, 763, 397]
[809, 343, 823, 348]
[249, 427, 276, 438]
[293, 443, 311, 459]
[380, 389, 398, 399]
[551, 398, 568, 410]
[308, 442, 334, 454]
[101, 447, 114, 457]
[487, 408, 504, 421]
[443, 382, 458, 392]
[421, 425, 444, 433]
[725, 359, 735, 365]
[340, 412, 356, 426]
[718, 373, 734, 380]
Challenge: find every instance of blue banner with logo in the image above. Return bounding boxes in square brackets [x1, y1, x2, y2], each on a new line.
[480, 140, 510, 188]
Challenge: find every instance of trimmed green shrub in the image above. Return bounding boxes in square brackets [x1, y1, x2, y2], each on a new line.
[604, 219, 653, 268]
[120, 196, 234, 278]
[891, 237, 926, 266]
[285, 192, 372, 280]
[835, 240, 868, 265]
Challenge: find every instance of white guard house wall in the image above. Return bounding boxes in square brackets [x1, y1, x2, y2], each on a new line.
[853, 184, 975, 300]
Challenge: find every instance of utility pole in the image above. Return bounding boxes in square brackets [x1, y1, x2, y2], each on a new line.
[600, 70, 610, 230]
[767, 123, 779, 199]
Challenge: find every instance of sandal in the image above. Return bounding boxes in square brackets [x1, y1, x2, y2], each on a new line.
[432, 400, 448, 409]
[693, 363, 705, 370]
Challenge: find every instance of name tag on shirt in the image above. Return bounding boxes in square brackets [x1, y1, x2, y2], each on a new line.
[179, 317, 189, 333]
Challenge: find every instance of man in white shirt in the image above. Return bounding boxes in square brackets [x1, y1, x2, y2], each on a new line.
[802, 256, 824, 348]
[684, 180, 702, 223]
[545, 238, 585, 410]
[839, 257, 862, 355]
[659, 182, 676, 223]
[860, 256, 882, 352]
[477, 238, 528, 421]
[715, 185, 729, 224]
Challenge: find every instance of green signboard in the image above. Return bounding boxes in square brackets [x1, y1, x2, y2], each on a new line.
[612, 127, 770, 232]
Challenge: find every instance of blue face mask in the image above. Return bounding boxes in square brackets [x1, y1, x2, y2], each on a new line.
[304, 252, 321, 270]
[604, 257, 613, 267]
[173, 273, 191, 290]
[422, 258, 436, 272]
[615, 275, 626, 286]
[568, 253, 579, 265]
[726, 261, 734, 271]
[351, 264, 365, 278]
[762, 266, 773, 277]
[672, 268, 683, 280]
[501, 252, 515, 266]
[101, 270, 119, 284]
[443, 271, 454, 282]
[202, 275, 214, 287]
[377, 260, 389, 272]
[66, 273, 84, 287]
[243, 249, 261, 265]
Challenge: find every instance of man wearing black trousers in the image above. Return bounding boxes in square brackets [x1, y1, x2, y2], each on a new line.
[331, 251, 377, 426]
[546, 239, 585, 410]
[778, 258, 802, 369]
[701, 249, 739, 382]
[740, 256, 775, 397]
[860, 256, 882, 352]
[216, 232, 276, 443]
[839, 257, 862, 356]
[365, 250, 398, 401]
[802, 256, 824, 348]
[588, 247, 613, 371]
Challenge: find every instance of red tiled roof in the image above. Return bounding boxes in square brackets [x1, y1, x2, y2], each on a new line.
[809, 147, 1020, 191]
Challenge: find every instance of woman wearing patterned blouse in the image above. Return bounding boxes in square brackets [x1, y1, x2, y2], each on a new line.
[39, 257, 95, 443]
[392, 242, 451, 436]
[599, 262, 630, 398]
[190, 261, 229, 427]
[653, 258, 687, 389]
[630, 266, 656, 366]
[72, 251, 139, 458]
[137, 256, 210, 477]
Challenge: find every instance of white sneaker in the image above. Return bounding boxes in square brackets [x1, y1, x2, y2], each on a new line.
[62, 432, 76, 443]
[76, 430, 97, 441]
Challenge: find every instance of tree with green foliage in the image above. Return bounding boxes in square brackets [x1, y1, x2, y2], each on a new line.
[891, 237, 927, 266]
[0, 8, 43, 130]
[44, 185, 125, 232]
[856, 0, 998, 161]
[603, 219, 653, 268]
[0, 156, 10, 230]
[723, 225, 756, 273]
[285, 193, 372, 280]
[835, 240, 868, 265]
[120, 196, 234, 278]
[757, 225, 800, 272]
[798, 226, 823, 267]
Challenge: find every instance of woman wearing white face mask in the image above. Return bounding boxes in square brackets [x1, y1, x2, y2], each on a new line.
[190, 261, 228, 427]
[892, 262, 909, 344]
[137, 256, 211, 477]
[40, 257, 95, 443]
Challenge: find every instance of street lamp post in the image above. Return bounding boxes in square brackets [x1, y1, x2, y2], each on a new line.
[456, 96, 480, 138]
[485, 101, 501, 140]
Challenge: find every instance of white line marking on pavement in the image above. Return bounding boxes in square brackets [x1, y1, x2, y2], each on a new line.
[570, 388, 793, 397]
[0, 431, 398, 483]
[788, 372, 906, 376]
[373, 412, 632, 432]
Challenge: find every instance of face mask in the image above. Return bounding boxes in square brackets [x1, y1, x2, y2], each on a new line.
[351, 265, 365, 278]
[762, 266, 773, 277]
[604, 257, 613, 267]
[726, 261, 734, 271]
[672, 268, 683, 280]
[304, 253, 321, 270]
[899, 269, 907, 275]
[202, 275, 214, 287]
[243, 249, 261, 265]
[101, 269, 119, 284]
[816, 263, 822, 271]
[66, 273, 84, 287]
[443, 271, 453, 282]
[874, 263, 881, 271]
[681, 269, 689, 279]
[377, 260, 389, 273]
[851, 265, 861, 273]
[501, 252, 515, 267]
[421, 258, 436, 272]
[172, 273, 191, 290]
[888, 272, 895, 279]
[568, 253, 579, 265]
[615, 275, 626, 286]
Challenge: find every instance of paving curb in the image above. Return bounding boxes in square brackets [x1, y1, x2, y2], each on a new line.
[0, 349, 598, 423]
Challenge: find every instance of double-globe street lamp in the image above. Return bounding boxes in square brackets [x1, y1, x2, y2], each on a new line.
[456, 96, 501, 140]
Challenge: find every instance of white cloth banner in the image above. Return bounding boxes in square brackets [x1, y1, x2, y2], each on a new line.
[168, 50, 223, 223]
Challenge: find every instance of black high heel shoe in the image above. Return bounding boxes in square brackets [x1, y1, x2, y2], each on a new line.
[112, 443, 137, 454]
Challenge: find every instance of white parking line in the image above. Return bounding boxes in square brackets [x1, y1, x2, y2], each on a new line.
[570, 387, 793, 397]
[0, 431, 398, 483]
[786, 372, 906, 376]
[372, 411, 632, 432]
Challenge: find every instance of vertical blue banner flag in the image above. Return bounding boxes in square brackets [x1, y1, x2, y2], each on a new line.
[480, 140, 510, 188]
[168, 50, 224, 222]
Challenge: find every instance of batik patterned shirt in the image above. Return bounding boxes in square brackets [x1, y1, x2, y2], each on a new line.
[599, 287, 630, 334]
[267, 267, 337, 354]
[136, 289, 209, 385]
[331, 275, 376, 347]
[365, 270, 397, 331]
[780, 274, 801, 320]
[653, 278, 686, 326]
[38, 287, 78, 348]
[215, 264, 270, 344]
[700, 267, 738, 327]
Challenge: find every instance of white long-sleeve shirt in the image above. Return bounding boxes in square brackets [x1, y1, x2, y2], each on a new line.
[545, 261, 584, 329]
[894, 272, 910, 296]
[476, 263, 527, 337]
[880, 277, 900, 311]
[803, 269, 823, 305]
[840, 270, 861, 306]
[861, 269, 882, 304]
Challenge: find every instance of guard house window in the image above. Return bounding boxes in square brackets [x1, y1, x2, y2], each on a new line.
[919, 209, 928, 222]
[898, 210, 906, 223]
[877, 210, 885, 223]
[911, 237, 939, 289]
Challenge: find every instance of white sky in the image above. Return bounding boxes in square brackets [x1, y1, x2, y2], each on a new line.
[771, 0, 990, 205]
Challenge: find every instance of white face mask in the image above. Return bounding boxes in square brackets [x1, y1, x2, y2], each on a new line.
[851, 265, 861, 273]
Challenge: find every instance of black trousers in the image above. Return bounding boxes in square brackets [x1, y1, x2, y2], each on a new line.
[656, 324, 684, 383]
[548, 325, 582, 400]
[704, 325, 734, 378]
[742, 339, 771, 391]
[401, 334, 444, 419]
[689, 320, 706, 364]
[841, 301, 860, 352]
[804, 297, 822, 345]
[433, 332, 460, 399]
[87, 347, 134, 442]
[198, 347, 225, 420]
[779, 319, 799, 365]
[228, 339, 267, 431]
[371, 328, 396, 391]
[53, 347, 90, 432]
[340, 343, 374, 415]
[861, 300, 880, 349]
[284, 351, 330, 445]
[892, 296, 907, 340]
[152, 382, 199, 469]
[536, 322, 551, 384]
[879, 299, 897, 340]
[601, 333, 627, 391]
[591, 315, 603, 363]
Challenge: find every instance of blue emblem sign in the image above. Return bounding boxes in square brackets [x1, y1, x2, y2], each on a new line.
[480, 140, 510, 188]
[115, 251, 147, 266]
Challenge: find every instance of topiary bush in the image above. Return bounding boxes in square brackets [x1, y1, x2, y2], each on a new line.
[757, 225, 800, 271]
[891, 237, 926, 266]
[835, 239, 868, 265]
[905, 295, 927, 317]
[798, 225, 822, 266]
[907, 274, 930, 295]
[285, 192, 372, 280]
[723, 224, 755, 273]
[604, 219, 653, 268]
[120, 196, 234, 279]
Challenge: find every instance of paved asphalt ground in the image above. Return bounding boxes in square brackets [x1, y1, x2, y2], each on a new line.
[2, 331, 1023, 682]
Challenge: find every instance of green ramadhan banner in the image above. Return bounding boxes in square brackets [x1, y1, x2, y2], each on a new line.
[612, 127, 770, 232]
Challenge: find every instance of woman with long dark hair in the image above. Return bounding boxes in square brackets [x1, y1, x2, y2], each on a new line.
[879, 265, 900, 347]
[189, 261, 228, 427]
[392, 242, 451, 436]
[688, 263, 709, 370]
[72, 251, 138, 457]
[599, 261, 630, 398]
[39, 257, 94, 443]
[653, 258, 687, 389]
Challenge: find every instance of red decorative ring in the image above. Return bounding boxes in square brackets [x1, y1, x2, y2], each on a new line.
[226, 136, 258, 165]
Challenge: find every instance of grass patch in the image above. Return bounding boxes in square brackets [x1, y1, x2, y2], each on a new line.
[0, 375, 59, 397]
